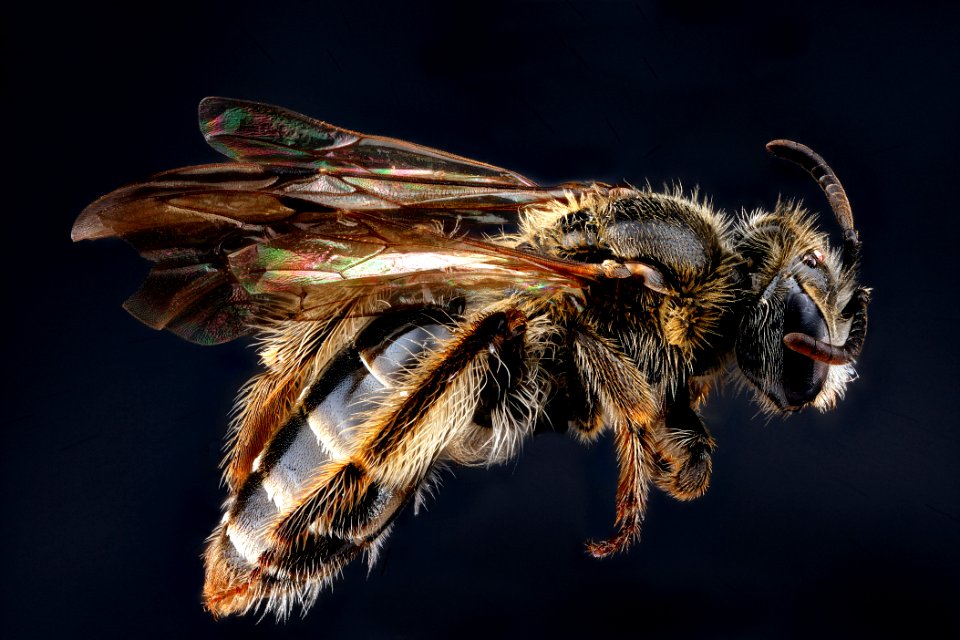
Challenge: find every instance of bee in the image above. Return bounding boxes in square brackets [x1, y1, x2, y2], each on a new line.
[72, 98, 869, 618]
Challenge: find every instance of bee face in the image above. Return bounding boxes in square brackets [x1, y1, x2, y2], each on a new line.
[735, 210, 843, 411]
[733, 140, 868, 413]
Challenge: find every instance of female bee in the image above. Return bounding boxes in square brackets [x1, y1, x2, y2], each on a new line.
[73, 98, 868, 618]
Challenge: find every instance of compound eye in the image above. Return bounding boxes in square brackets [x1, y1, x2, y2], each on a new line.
[782, 284, 829, 408]
[801, 250, 824, 269]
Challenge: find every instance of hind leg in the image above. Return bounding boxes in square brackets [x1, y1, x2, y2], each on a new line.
[204, 304, 536, 616]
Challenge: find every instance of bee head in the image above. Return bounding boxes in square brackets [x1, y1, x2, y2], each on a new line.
[734, 141, 869, 413]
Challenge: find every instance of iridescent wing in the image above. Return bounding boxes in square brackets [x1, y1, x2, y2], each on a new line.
[195, 97, 583, 213]
[73, 99, 594, 345]
[198, 96, 537, 187]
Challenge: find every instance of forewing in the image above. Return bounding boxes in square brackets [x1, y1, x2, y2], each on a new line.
[196, 98, 587, 215]
[199, 97, 537, 187]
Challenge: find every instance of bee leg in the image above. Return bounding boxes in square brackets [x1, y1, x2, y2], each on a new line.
[266, 306, 530, 550]
[587, 420, 651, 558]
[653, 381, 716, 500]
[570, 327, 659, 558]
[221, 297, 368, 492]
[471, 308, 529, 430]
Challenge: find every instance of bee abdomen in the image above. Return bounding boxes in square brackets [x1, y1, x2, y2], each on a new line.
[211, 315, 453, 609]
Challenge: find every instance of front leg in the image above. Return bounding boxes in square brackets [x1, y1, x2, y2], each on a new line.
[653, 379, 716, 500]
[569, 326, 660, 558]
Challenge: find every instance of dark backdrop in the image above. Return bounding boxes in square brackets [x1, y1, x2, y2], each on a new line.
[4, 1, 957, 638]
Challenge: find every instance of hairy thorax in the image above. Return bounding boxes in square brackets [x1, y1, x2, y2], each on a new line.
[521, 188, 742, 386]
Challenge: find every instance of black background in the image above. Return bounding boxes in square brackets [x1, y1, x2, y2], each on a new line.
[4, 1, 958, 638]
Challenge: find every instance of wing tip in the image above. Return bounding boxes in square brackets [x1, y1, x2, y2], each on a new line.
[198, 96, 239, 120]
[122, 265, 255, 345]
[71, 206, 111, 242]
[198, 96, 229, 142]
[198, 96, 279, 131]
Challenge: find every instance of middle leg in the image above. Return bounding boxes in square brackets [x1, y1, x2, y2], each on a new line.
[569, 325, 660, 558]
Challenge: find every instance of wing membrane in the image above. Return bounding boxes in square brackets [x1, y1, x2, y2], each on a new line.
[75, 99, 593, 345]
